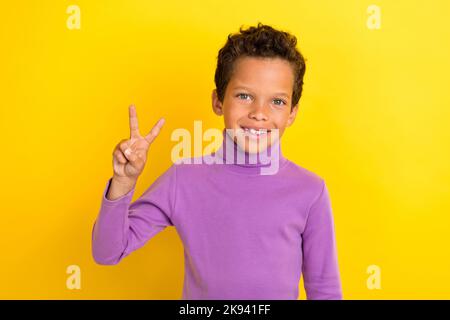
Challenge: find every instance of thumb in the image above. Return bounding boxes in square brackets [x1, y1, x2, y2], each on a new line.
[124, 148, 137, 162]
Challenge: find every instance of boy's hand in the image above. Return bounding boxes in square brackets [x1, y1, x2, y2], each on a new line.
[112, 105, 165, 184]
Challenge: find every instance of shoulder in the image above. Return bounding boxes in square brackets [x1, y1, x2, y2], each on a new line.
[168, 156, 214, 177]
[281, 159, 326, 196]
[284, 159, 324, 183]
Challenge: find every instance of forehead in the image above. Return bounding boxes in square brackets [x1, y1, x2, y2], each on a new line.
[228, 56, 294, 95]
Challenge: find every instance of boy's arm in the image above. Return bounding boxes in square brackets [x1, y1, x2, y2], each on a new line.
[91, 164, 177, 265]
[301, 179, 343, 299]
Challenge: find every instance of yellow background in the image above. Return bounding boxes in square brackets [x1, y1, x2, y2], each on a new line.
[1, 0, 449, 299]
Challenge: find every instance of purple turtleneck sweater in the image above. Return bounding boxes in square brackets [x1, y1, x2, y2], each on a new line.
[92, 129, 343, 300]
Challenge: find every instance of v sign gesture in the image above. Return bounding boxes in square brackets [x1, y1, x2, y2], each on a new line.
[107, 105, 165, 200]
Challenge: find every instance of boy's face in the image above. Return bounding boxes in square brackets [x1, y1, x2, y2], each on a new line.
[212, 56, 299, 154]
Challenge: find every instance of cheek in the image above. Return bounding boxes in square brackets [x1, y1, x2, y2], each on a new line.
[283, 108, 296, 123]
[272, 112, 290, 128]
[224, 103, 246, 122]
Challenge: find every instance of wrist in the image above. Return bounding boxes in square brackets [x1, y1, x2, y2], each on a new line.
[112, 175, 137, 188]
[106, 176, 137, 201]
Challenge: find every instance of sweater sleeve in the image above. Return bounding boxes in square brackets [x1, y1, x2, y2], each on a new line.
[91, 164, 177, 265]
[301, 179, 343, 299]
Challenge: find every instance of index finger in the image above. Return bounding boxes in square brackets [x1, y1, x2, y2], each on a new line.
[144, 117, 165, 145]
[129, 104, 140, 138]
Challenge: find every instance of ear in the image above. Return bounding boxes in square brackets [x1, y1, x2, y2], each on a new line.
[212, 89, 224, 116]
[286, 104, 299, 127]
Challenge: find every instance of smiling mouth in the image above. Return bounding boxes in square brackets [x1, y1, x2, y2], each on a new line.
[239, 126, 271, 137]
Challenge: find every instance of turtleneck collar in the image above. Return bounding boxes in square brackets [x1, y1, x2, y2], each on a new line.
[208, 128, 287, 176]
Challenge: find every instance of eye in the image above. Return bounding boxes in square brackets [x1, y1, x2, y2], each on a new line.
[236, 93, 251, 100]
[273, 99, 286, 106]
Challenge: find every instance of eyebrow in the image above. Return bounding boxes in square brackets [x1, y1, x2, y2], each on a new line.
[232, 86, 290, 98]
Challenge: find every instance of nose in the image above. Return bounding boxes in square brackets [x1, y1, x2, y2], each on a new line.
[248, 103, 269, 121]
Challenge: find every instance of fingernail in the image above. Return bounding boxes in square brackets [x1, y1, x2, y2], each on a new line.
[125, 148, 131, 156]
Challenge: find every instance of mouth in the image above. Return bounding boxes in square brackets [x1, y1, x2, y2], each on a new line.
[239, 126, 271, 138]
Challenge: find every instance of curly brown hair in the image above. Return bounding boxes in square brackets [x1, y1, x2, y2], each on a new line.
[214, 22, 307, 111]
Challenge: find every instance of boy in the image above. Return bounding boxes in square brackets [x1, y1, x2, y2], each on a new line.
[92, 22, 343, 300]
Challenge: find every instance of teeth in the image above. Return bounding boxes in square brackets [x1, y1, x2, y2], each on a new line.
[242, 127, 269, 135]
